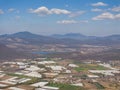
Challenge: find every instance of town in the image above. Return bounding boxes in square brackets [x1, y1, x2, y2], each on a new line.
[0, 58, 120, 90]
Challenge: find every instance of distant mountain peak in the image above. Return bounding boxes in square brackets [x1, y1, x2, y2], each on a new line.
[64, 33, 85, 37]
[13, 31, 33, 35]
[51, 33, 86, 40]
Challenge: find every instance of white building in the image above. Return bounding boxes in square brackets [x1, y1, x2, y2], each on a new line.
[89, 70, 120, 76]
[25, 65, 40, 71]
[71, 83, 83, 87]
[8, 87, 25, 90]
[38, 61, 56, 65]
[99, 63, 116, 70]
[46, 65, 66, 73]
[25, 71, 42, 78]
[87, 75, 99, 78]
[0, 73, 5, 78]
[68, 64, 79, 68]
[0, 83, 8, 88]
[0, 77, 31, 85]
[65, 70, 71, 73]
[41, 86, 59, 90]
[31, 82, 48, 87]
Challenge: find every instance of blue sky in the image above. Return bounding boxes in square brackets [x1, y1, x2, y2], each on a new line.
[0, 0, 120, 36]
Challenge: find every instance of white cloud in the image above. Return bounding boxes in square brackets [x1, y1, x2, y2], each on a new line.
[8, 8, 20, 13]
[92, 12, 114, 20]
[8, 8, 15, 12]
[15, 16, 21, 19]
[29, 6, 71, 16]
[57, 20, 88, 24]
[92, 12, 120, 20]
[91, 2, 108, 7]
[57, 20, 77, 24]
[91, 8, 103, 12]
[29, 7, 51, 15]
[51, 8, 71, 14]
[115, 14, 120, 19]
[28, 6, 86, 17]
[0, 9, 4, 14]
[69, 11, 85, 17]
[111, 6, 120, 12]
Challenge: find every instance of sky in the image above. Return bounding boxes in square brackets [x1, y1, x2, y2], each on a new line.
[0, 0, 120, 36]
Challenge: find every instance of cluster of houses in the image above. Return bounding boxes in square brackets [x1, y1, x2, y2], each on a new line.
[0, 59, 79, 90]
[0, 58, 120, 90]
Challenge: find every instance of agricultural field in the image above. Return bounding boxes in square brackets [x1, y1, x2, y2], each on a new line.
[75, 64, 109, 72]
[47, 82, 86, 90]
[7, 73, 41, 85]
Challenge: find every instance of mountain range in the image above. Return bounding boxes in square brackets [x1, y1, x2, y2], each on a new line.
[0, 31, 120, 60]
[0, 31, 120, 47]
